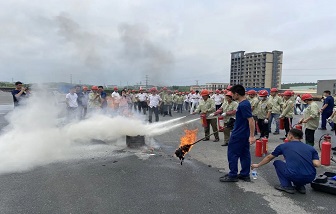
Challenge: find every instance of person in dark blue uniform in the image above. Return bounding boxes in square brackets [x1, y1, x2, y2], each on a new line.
[251, 129, 321, 194]
[11, 81, 28, 107]
[220, 85, 256, 182]
[319, 90, 334, 130]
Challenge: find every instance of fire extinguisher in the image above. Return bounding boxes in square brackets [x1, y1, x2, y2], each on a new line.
[284, 138, 289, 143]
[294, 124, 302, 130]
[255, 139, 262, 157]
[262, 138, 268, 155]
[321, 134, 332, 166]
[218, 115, 224, 132]
[200, 113, 208, 127]
[279, 118, 285, 130]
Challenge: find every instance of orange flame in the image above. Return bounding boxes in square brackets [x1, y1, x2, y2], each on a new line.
[175, 129, 198, 161]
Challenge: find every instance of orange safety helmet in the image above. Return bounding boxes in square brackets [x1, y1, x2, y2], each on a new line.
[91, 86, 98, 90]
[226, 85, 232, 90]
[247, 90, 257, 95]
[114, 87, 118, 91]
[270, 88, 278, 92]
[258, 90, 269, 97]
[175, 90, 179, 93]
[82, 86, 88, 90]
[163, 87, 168, 90]
[301, 93, 313, 101]
[215, 89, 220, 93]
[283, 90, 292, 96]
[225, 91, 233, 97]
[200, 89, 209, 96]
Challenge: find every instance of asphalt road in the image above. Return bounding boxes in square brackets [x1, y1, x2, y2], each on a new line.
[0, 92, 335, 214]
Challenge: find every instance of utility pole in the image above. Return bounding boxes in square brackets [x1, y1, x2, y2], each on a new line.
[196, 80, 199, 86]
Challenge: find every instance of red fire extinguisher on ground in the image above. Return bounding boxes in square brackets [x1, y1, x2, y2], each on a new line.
[255, 139, 262, 157]
[218, 115, 224, 132]
[321, 135, 332, 166]
[200, 113, 208, 127]
[294, 124, 302, 130]
[262, 138, 268, 155]
[279, 118, 285, 130]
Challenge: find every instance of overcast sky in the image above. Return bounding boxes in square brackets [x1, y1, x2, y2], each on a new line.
[1, 0, 336, 86]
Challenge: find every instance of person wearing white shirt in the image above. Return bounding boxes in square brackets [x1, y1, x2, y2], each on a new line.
[295, 95, 302, 115]
[147, 88, 162, 123]
[111, 87, 121, 110]
[66, 87, 78, 121]
[190, 90, 201, 114]
[136, 89, 148, 115]
[211, 90, 224, 110]
[184, 92, 190, 111]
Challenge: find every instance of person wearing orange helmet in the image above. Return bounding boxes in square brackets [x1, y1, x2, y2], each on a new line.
[211, 89, 224, 111]
[279, 91, 295, 140]
[267, 88, 283, 135]
[190, 90, 201, 114]
[298, 94, 320, 146]
[111, 87, 121, 111]
[147, 87, 162, 123]
[219, 85, 256, 182]
[136, 89, 148, 115]
[88, 86, 101, 112]
[175, 92, 184, 113]
[256, 90, 270, 139]
[162, 89, 173, 117]
[191, 89, 219, 142]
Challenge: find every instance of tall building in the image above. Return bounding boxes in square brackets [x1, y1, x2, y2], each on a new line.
[230, 50, 283, 88]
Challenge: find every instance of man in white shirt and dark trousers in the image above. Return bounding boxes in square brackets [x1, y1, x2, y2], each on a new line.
[136, 89, 148, 115]
[147, 87, 162, 123]
[66, 87, 78, 122]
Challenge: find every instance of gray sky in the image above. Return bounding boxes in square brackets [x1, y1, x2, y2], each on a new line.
[1, 0, 336, 86]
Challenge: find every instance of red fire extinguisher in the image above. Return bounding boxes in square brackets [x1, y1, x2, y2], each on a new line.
[321, 135, 332, 166]
[255, 139, 262, 157]
[218, 115, 224, 132]
[200, 113, 208, 127]
[294, 124, 302, 130]
[262, 138, 268, 155]
[284, 138, 289, 143]
[279, 118, 285, 130]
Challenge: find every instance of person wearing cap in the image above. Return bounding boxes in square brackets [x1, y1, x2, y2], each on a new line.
[212, 91, 238, 146]
[267, 88, 283, 135]
[294, 94, 302, 115]
[247, 90, 259, 136]
[319, 90, 334, 130]
[111, 87, 121, 111]
[251, 128, 320, 194]
[136, 89, 148, 115]
[162, 90, 173, 117]
[88, 86, 101, 112]
[192, 89, 219, 142]
[279, 91, 295, 140]
[190, 90, 201, 114]
[220, 85, 256, 182]
[175, 92, 184, 113]
[184, 92, 190, 111]
[131, 90, 138, 111]
[256, 90, 270, 139]
[147, 88, 162, 123]
[211, 89, 224, 111]
[81, 86, 89, 118]
[298, 93, 320, 146]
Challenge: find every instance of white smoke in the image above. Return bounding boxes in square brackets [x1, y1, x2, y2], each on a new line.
[0, 89, 195, 174]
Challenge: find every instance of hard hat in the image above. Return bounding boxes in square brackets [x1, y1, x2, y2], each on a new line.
[200, 89, 209, 96]
[270, 88, 278, 92]
[82, 86, 88, 90]
[178, 92, 182, 95]
[225, 91, 233, 97]
[223, 89, 228, 94]
[291, 91, 295, 96]
[191, 91, 195, 94]
[283, 90, 292, 96]
[175, 90, 179, 93]
[114, 87, 118, 91]
[91, 86, 98, 90]
[247, 90, 257, 95]
[163, 87, 167, 90]
[301, 93, 313, 101]
[150, 87, 157, 92]
[227, 85, 232, 90]
[258, 90, 269, 97]
[132, 90, 136, 93]
[216, 89, 220, 93]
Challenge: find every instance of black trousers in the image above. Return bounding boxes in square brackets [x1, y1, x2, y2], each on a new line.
[284, 117, 293, 137]
[215, 104, 222, 111]
[149, 106, 159, 123]
[204, 118, 219, 140]
[258, 119, 269, 138]
[138, 101, 147, 114]
[305, 128, 315, 146]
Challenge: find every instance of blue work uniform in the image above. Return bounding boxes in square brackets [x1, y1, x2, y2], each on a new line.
[321, 95, 334, 129]
[228, 99, 252, 177]
[271, 141, 319, 187]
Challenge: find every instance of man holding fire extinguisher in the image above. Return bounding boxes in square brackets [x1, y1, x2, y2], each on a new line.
[279, 90, 295, 140]
[298, 93, 320, 146]
[211, 91, 238, 146]
[191, 89, 219, 142]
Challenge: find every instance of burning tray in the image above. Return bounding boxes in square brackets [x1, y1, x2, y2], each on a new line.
[126, 135, 145, 148]
[311, 171, 336, 195]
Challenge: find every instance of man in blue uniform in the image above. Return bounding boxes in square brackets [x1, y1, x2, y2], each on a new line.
[220, 85, 256, 182]
[319, 90, 334, 130]
[251, 129, 321, 194]
[11, 81, 28, 107]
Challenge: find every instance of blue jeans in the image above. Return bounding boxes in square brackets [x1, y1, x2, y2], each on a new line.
[148, 106, 159, 123]
[273, 160, 315, 187]
[268, 113, 280, 133]
[227, 137, 251, 177]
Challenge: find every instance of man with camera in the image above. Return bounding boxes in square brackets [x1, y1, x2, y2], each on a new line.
[11, 81, 29, 107]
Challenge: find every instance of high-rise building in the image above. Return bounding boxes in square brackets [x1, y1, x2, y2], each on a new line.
[230, 50, 283, 88]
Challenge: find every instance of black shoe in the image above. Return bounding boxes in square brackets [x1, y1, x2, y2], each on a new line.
[237, 174, 251, 182]
[273, 132, 280, 135]
[279, 137, 286, 140]
[318, 128, 327, 130]
[203, 138, 210, 141]
[220, 175, 238, 182]
[332, 147, 336, 151]
[274, 185, 295, 194]
[221, 143, 228, 147]
[213, 139, 220, 142]
[295, 185, 306, 194]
